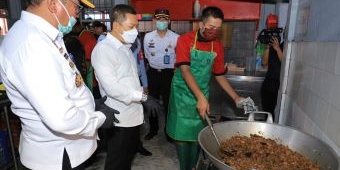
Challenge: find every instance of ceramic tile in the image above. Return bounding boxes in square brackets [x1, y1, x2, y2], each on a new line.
[334, 42, 340, 75]
[329, 75, 340, 110]
[322, 42, 337, 73]
[302, 42, 317, 66]
[324, 105, 340, 148]
[311, 98, 329, 131]
[319, 71, 332, 102]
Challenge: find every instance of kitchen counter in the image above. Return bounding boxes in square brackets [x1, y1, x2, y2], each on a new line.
[209, 71, 266, 121]
[226, 70, 267, 77]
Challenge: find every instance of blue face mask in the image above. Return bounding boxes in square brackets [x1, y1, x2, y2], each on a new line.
[54, 0, 77, 35]
[58, 17, 77, 34]
[156, 21, 168, 31]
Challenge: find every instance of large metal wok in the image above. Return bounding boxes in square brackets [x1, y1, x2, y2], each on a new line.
[198, 112, 340, 170]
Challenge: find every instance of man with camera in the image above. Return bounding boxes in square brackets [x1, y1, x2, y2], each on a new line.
[260, 13, 284, 122]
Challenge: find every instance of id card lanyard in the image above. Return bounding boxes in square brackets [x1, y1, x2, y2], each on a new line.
[52, 37, 84, 88]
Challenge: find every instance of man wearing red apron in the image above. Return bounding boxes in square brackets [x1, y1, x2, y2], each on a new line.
[166, 6, 245, 170]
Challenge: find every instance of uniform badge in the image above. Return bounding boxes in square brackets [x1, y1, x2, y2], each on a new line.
[59, 47, 64, 54]
[69, 61, 75, 69]
[149, 40, 155, 48]
[75, 73, 84, 87]
[168, 41, 172, 49]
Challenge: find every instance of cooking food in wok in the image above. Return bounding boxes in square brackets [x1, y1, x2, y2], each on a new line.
[198, 121, 339, 170]
[220, 134, 320, 170]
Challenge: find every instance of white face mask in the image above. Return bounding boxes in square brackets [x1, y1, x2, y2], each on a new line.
[121, 28, 138, 44]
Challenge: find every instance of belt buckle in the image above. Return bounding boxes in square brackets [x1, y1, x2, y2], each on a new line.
[157, 69, 162, 72]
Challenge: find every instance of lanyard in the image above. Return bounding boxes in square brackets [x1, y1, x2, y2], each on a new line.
[52, 37, 84, 88]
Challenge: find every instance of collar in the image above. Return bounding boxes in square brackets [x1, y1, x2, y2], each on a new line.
[197, 29, 211, 42]
[106, 32, 132, 49]
[21, 11, 60, 42]
[156, 29, 169, 38]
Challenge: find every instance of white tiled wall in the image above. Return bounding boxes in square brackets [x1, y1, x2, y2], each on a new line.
[282, 41, 340, 156]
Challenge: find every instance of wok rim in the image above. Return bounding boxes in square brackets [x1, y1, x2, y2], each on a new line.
[198, 120, 340, 169]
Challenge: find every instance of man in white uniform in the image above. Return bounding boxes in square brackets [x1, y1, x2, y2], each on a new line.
[0, 0, 119, 170]
[143, 9, 179, 141]
[91, 4, 160, 170]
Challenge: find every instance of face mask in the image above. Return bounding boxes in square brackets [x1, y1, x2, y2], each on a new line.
[203, 27, 222, 41]
[121, 28, 138, 44]
[156, 21, 168, 31]
[54, 0, 77, 35]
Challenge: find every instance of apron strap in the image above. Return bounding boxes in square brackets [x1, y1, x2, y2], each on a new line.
[193, 31, 198, 49]
[193, 30, 214, 51]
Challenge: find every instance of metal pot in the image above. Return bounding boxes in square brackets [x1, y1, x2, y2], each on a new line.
[198, 113, 340, 170]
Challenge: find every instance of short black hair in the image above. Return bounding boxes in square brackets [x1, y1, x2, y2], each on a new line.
[201, 6, 224, 23]
[92, 21, 102, 28]
[110, 4, 137, 24]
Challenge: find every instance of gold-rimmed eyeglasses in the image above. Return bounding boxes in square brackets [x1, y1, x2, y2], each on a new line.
[69, 0, 83, 15]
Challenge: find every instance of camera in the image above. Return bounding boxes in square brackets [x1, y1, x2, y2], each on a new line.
[256, 28, 283, 45]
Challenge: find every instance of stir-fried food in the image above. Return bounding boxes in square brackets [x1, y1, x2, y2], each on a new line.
[219, 134, 320, 170]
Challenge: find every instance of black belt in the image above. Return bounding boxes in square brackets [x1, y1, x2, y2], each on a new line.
[150, 67, 173, 73]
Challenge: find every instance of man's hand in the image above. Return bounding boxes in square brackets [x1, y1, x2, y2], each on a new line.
[142, 95, 162, 116]
[95, 96, 120, 128]
[270, 37, 280, 51]
[236, 97, 257, 114]
[197, 95, 209, 119]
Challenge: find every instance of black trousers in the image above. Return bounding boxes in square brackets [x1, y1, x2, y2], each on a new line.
[260, 78, 280, 121]
[104, 126, 140, 170]
[147, 67, 174, 125]
[22, 148, 85, 170]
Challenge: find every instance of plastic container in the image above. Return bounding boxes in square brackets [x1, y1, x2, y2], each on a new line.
[194, 0, 201, 18]
[255, 54, 262, 70]
[255, 44, 264, 70]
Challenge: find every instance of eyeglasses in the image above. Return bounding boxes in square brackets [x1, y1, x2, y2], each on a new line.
[69, 0, 83, 15]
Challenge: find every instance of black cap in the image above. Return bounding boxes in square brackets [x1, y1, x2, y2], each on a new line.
[154, 9, 170, 20]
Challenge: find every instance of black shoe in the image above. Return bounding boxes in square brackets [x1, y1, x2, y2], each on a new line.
[144, 131, 157, 140]
[137, 145, 152, 156]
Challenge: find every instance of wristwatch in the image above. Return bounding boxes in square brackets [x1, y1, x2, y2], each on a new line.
[141, 92, 148, 102]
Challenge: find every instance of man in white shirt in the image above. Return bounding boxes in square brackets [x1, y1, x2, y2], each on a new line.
[0, 0, 119, 170]
[91, 4, 160, 170]
[143, 9, 179, 141]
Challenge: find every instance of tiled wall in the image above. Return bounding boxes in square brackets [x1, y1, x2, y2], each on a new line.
[281, 41, 340, 156]
[225, 21, 256, 71]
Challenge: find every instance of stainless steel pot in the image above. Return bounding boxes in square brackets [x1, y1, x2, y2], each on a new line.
[198, 114, 340, 170]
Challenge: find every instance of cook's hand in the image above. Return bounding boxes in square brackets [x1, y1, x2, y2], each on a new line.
[234, 96, 244, 106]
[236, 97, 257, 114]
[270, 37, 280, 51]
[197, 96, 209, 119]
